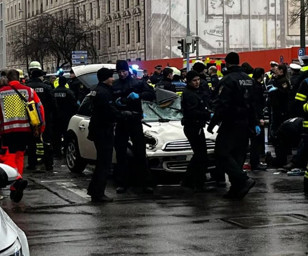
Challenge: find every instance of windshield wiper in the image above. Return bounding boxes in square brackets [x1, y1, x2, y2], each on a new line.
[148, 104, 170, 122]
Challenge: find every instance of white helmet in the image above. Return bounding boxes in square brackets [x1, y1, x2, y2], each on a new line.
[29, 61, 42, 70]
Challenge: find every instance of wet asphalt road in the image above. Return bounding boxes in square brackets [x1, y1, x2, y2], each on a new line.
[1, 156, 308, 256]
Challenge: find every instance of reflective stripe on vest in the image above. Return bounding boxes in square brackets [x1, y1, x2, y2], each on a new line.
[295, 93, 307, 101]
[303, 121, 308, 128]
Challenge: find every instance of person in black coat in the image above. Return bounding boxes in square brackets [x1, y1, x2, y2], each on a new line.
[53, 76, 78, 157]
[112, 60, 156, 194]
[68, 69, 90, 104]
[27, 69, 56, 171]
[207, 52, 257, 199]
[87, 68, 124, 202]
[155, 67, 176, 92]
[181, 70, 212, 192]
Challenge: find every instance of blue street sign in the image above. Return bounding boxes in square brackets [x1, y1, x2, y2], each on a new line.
[72, 51, 88, 65]
[298, 48, 306, 56]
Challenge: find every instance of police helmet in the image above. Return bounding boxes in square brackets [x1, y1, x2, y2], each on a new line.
[29, 61, 42, 70]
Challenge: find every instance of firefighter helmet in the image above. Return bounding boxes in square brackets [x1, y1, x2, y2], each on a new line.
[29, 61, 42, 70]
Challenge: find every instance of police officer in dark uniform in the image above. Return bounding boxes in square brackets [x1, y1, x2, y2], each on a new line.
[53, 76, 78, 157]
[27, 69, 56, 171]
[181, 70, 212, 191]
[150, 65, 163, 84]
[207, 52, 257, 199]
[87, 68, 120, 202]
[113, 60, 155, 194]
[68, 69, 90, 104]
[155, 67, 176, 92]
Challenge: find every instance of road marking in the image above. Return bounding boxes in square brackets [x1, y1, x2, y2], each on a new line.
[57, 182, 90, 198]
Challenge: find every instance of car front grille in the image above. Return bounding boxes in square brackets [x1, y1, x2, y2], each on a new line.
[162, 139, 216, 151]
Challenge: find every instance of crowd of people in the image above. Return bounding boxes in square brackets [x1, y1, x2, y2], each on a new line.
[1, 51, 308, 203]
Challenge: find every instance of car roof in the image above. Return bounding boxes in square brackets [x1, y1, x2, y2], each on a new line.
[72, 64, 116, 77]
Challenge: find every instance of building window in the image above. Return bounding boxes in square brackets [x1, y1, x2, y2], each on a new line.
[46, 0, 48, 6]
[83, 5, 86, 21]
[7, 8, 9, 21]
[76, 7, 79, 22]
[136, 21, 140, 43]
[117, 25, 120, 46]
[126, 0, 129, 9]
[96, 0, 100, 18]
[136, 0, 140, 6]
[90, 3, 93, 20]
[108, 27, 112, 47]
[107, 0, 110, 14]
[126, 23, 130, 44]
[116, 0, 120, 11]
[98, 30, 101, 50]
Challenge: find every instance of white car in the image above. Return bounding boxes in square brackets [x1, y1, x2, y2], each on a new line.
[0, 207, 30, 256]
[65, 64, 217, 175]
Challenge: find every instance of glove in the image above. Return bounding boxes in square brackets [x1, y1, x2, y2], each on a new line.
[210, 113, 214, 119]
[255, 125, 261, 136]
[127, 92, 139, 100]
[268, 87, 277, 93]
[115, 97, 126, 107]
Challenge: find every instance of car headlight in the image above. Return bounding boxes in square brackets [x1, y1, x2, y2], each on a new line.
[4, 238, 23, 256]
[144, 133, 158, 149]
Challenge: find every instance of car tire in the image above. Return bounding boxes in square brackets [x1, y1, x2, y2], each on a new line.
[66, 136, 87, 173]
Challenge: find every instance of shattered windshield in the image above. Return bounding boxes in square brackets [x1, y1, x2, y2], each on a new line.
[142, 97, 182, 122]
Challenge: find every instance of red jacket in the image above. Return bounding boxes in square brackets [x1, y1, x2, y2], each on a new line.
[0, 80, 45, 134]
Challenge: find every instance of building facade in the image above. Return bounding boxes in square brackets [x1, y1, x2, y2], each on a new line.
[2, 0, 307, 72]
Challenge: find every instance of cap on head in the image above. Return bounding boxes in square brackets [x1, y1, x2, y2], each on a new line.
[116, 60, 129, 72]
[29, 61, 42, 70]
[225, 52, 240, 65]
[31, 69, 46, 78]
[270, 61, 278, 67]
[155, 65, 162, 70]
[186, 70, 200, 83]
[192, 62, 206, 73]
[290, 63, 301, 70]
[97, 67, 114, 82]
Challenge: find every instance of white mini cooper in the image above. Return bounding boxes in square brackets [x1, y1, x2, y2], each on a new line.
[65, 64, 217, 177]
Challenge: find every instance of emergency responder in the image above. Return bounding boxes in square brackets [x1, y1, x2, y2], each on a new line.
[113, 60, 155, 194]
[87, 68, 118, 203]
[250, 68, 267, 171]
[289, 63, 302, 117]
[266, 117, 305, 169]
[268, 64, 291, 147]
[0, 69, 45, 202]
[207, 52, 257, 199]
[293, 58, 308, 175]
[264, 61, 278, 87]
[150, 65, 163, 84]
[192, 62, 212, 108]
[27, 69, 56, 171]
[53, 76, 78, 157]
[208, 66, 220, 101]
[241, 62, 254, 78]
[68, 69, 89, 104]
[180, 70, 212, 192]
[53, 69, 69, 89]
[155, 67, 176, 92]
[180, 68, 187, 82]
[142, 69, 150, 83]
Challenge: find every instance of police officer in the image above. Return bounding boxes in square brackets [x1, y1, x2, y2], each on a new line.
[155, 67, 176, 92]
[150, 65, 163, 84]
[68, 69, 89, 104]
[27, 69, 56, 171]
[113, 60, 155, 193]
[207, 52, 257, 199]
[87, 68, 119, 203]
[53, 76, 78, 157]
[181, 70, 212, 192]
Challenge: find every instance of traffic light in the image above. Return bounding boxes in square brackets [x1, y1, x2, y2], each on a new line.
[191, 38, 197, 53]
[177, 39, 185, 55]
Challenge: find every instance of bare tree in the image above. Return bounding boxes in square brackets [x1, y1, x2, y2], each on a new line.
[11, 12, 99, 70]
[289, 0, 308, 25]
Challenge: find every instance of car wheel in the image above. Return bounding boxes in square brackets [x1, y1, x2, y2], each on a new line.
[66, 136, 87, 173]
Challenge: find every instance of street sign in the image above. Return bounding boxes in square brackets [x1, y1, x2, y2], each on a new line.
[298, 48, 306, 56]
[72, 50, 88, 65]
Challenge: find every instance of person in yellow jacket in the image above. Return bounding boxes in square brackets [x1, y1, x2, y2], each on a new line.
[53, 69, 69, 89]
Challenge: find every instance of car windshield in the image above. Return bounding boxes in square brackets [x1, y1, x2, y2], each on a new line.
[77, 95, 183, 121]
[77, 72, 118, 90]
[142, 97, 182, 122]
